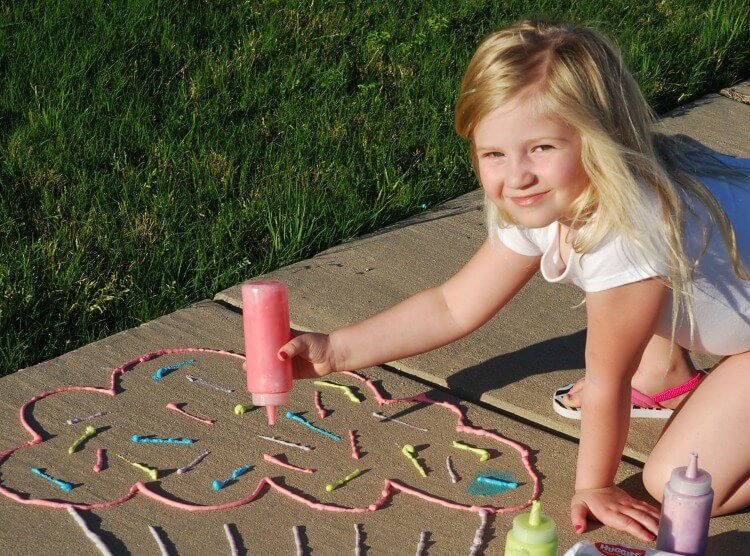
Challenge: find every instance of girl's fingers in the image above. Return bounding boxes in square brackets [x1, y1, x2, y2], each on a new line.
[277, 329, 312, 360]
[628, 499, 661, 522]
[276, 333, 335, 380]
[277, 340, 297, 360]
[600, 505, 658, 542]
[570, 501, 590, 533]
[620, 505, 660, 535]
[278, 335, 315, 361]
[627, 511, 659, 537]
[620, 515, 657, 542]
[641, 502, 661, 522]
[571, 488, 660, 541]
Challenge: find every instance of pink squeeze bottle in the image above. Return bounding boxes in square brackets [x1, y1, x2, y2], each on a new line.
[242, 280, 293, 425]
[656, 452, 713, 556]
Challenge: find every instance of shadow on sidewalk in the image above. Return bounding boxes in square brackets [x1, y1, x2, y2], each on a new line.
[446, 330, 587, 394]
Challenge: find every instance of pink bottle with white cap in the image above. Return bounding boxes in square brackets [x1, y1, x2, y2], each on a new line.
[242, 280, 293, 425]
[656, 452, 713, 556]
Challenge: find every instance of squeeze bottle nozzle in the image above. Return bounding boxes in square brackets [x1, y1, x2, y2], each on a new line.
[665, 451, 712, 496]
[529, 499, 541, 526]
[686, 451, 698, 479]
[504, 500, 557, 555]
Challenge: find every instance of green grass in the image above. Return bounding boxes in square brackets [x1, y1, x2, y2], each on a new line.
[1, 0, 749, 378]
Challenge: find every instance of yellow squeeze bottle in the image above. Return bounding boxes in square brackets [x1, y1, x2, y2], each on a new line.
[504, 500, 558, 555]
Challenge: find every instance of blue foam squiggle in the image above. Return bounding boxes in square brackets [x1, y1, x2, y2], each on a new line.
[213, 465, 253, 490]
[285, 411, 341, 441]
[152, 359, 195, 380]
[467, 469, 521, 496]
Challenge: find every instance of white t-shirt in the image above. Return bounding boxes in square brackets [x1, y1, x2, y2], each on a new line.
[497, 155, 750, 356]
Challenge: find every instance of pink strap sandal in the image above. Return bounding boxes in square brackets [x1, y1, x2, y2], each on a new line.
[553, 372, 704, 420]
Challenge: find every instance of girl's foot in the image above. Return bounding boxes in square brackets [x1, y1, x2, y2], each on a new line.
[562, 336, 698, 411]
[560, 371, 698, 411]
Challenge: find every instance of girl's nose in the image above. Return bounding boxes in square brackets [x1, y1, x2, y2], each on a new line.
[506, 157, 535, 189]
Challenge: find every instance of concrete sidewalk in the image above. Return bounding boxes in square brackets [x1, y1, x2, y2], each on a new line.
[1, 88, 749, 555]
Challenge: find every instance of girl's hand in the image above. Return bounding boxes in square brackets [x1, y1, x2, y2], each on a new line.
[571, 485, 660, 542]
[278, 332, 337, 380]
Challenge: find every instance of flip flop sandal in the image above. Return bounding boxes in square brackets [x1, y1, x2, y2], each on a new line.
[552, 383, 586, 420]
[552, 372, 704, 420]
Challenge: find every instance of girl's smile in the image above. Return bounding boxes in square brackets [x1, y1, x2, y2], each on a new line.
[473, 99, 589, 229]
[509, 190, 550, 206]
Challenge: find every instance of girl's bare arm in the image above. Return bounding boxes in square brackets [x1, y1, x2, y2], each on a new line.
[572, 277, 668, 540]
[282, 239, 540, 375]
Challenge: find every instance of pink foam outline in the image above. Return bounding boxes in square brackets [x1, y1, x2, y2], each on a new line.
[0, 348, 541, 514]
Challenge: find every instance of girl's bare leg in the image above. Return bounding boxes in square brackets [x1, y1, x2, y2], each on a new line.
[563, 334, 697, 409]
[643, 352, 750, 514]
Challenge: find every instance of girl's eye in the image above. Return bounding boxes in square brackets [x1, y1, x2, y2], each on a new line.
[533, 144, 554, 152]
[485, 151, 504, 158]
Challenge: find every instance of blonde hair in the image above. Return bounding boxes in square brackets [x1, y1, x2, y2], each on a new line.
[455, 19, 748, 338]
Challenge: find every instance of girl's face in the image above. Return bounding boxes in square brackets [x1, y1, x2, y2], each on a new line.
[473, 99, 589, 229]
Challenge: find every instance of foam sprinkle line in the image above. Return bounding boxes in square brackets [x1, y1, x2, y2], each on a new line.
[349, 430, 362, 460]
[117, 454, 158, 480]
[354, 523, 364, 556]
[177, 450, 210, 475]
[293, 525, 305, 556]
[326, 468, 362, 492]
[467, 469, 522, 497]
[152, 359, 195, 380]
[149, 525, 170, 556]
[372, 411, 427, 431]
[446, 455, 459, 483]
[263, 453, 315, 474]
[234, 404, 253, 415]
[469, 509, 489, 556]
[476, 475, 519, 489]
[416, 531, 429, 556]
[93, 449, 106, 473]
[402, 444, 427, 478]
[132, 435, 195, 445]
[452, 440, 491, 462]
[69, 425, 99, 454]
[67, 507, 114, 556]
[313, 380, 361, 403]
[31, 467, 74, 492]
[186, 374, 234, 393]
[285, 411, 341, 441]
[313, 390, 327, 419]
[67, 411, 109, 426]
[166, 402, 215, 425]
[224, 524, 240, 556]
[213, 465, 253, 491]
[257, 435, 313, 452]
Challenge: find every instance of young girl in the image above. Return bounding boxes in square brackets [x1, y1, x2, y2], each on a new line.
[277, 20, 750, 542]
